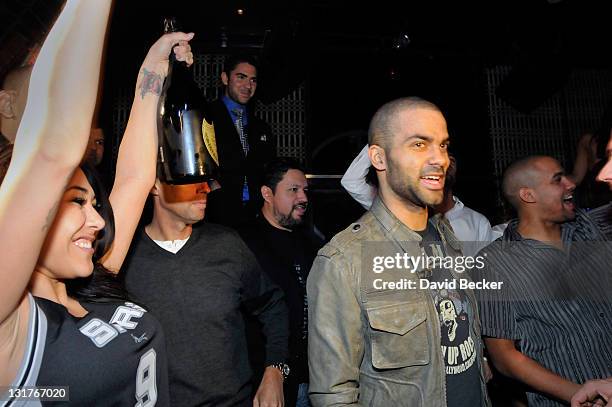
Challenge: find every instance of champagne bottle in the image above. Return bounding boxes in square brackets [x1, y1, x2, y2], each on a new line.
[157, 17, 218, 185]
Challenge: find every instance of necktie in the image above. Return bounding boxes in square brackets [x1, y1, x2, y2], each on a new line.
[233, 108, 249, 156]
[232, 108, 250, 202]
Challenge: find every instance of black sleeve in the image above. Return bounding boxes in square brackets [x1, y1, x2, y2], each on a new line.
[262, 121, 276, 161]
[238, 237, 289, 365]
[252, 118, 275, 164]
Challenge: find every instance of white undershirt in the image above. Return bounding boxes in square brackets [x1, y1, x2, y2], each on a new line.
[153, 237, 190, 254]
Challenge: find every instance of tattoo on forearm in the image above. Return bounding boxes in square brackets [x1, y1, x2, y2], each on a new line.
[138, 68, 163, 99]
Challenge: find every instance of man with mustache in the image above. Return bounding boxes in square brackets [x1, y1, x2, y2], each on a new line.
[122, 177, 289, 406]
[308, 97, 490, 406]
[239, 157, 323, 406]
[206, 55, 276, 228]
[476, 155, 612, 406]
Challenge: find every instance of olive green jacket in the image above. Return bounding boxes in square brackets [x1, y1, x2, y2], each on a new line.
[307, 197, 491, 406]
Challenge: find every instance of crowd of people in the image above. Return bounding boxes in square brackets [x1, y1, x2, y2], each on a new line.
[1, 1, 611, 406]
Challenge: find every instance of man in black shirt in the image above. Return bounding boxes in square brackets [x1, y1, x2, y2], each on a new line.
[239, 158, 323, 406]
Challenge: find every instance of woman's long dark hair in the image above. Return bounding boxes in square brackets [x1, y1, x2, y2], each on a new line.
[66, 163, 130, 303]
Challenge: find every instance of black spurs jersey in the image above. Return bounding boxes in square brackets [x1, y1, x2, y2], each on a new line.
[2, 294, 169, 406]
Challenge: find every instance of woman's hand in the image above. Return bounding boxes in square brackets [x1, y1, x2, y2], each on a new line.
[142, 31, 194, 78]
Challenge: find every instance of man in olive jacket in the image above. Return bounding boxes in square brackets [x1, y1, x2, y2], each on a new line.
[307, 97, 490, 406]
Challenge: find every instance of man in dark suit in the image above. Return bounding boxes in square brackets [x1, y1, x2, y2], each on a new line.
[207, 55, 276, 227]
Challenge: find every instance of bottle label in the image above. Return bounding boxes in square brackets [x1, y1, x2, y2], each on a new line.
[202, 118, 219, 166]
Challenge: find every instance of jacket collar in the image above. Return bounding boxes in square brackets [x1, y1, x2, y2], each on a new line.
[444, 195, 463, 220]
[222, 95, 247, 115]
[370, 196, 462, 252]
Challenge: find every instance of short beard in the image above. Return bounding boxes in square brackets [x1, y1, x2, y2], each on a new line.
[387, 160, 442, 208]
[276, 208, 304, 229]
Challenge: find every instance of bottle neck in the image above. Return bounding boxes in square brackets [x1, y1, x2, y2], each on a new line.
[163, 51, 202, 107]
[167, 53, 195, 85]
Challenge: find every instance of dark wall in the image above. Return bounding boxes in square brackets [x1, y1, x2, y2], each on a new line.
[94, 0, 611, 235]
[306, 50, 496, 221]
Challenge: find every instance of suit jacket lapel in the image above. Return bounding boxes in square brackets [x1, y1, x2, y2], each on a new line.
[215, 100, 247, 159]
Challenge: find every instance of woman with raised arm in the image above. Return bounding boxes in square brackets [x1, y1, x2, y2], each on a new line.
[0, 1, 194, 404]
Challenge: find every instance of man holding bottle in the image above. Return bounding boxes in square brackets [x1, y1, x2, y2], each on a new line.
[206, 55, 276, 228]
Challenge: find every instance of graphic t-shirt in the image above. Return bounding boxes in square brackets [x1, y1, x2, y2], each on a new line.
[417, 220, 481, 407]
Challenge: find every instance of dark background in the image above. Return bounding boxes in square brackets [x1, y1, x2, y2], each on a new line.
[1, 0, 611, 234]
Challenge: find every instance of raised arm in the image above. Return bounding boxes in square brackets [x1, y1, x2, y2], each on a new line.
[101, 31, 194, 272]
[0, 0, 112, 324]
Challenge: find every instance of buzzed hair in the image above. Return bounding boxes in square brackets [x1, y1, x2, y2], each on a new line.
[368, 96, 441, 150]
[502, 155, 549, 209]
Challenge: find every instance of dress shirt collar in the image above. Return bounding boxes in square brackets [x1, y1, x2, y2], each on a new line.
[501, 208, 605, 251]
[444, 195, 464, 220]
[222, 95, 248, 124]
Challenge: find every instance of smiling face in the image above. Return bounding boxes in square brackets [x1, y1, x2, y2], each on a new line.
[221, 62, 257, 105]
[37, 168, 105, 280]
[531, 157, 576, 223]
[382, 107, 450, 208]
